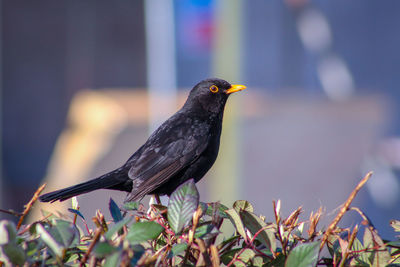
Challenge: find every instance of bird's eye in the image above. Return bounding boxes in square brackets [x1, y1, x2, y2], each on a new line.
[209, 85, 219, 93]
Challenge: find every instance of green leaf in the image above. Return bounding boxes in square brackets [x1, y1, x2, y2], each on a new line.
[151, 204, 168, 216]
[123, 201, 140, 211]
[203, 202, 229, 219]
[105, 217, 131, 240]
[0, 243, 26, 265]
[199, 202, 208, 213]
[350, 257, 370, 267]
[390, 220, 400, 232]
[65, 252, 79, 263]
[170, 243, 188, 257]
[363, 228, 374, 263]
[226, 209, 247, 240]
[68, 208, 85, 220]
[25, 240, 39, 257]
[219, 235, 240, 252]
[104, 251, 121, 267]
[326, 234, 341, 257]
[240, 210, 276, 253]
[285, 241, 320, 267]
[239, 248, 255, 262]
[386, 240, 400, 247]
[363, 228, 391, 266]
[252, 256, 264, 267]
[109, 198, 123, 222]
[49, 220, 80, 247]
[126, 221, 164, 244]
[233, 200, 254, 213]
[94, 242, 117, 257]
[0, 220, 17, 245]
[220, 248, 242, 265]
[234, 261, 246, 267]
[36, 223, 63, 257]
[351, 238, 370, 265]
[167, 179, 199, 234]
[194, 224, 219, 239]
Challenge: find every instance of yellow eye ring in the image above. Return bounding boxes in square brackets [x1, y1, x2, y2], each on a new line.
[210, 85, 219, 93]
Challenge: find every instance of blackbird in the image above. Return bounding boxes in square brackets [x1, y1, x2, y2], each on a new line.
[39, 78, 246, 203]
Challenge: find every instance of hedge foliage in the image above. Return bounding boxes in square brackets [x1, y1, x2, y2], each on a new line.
[1, 173, 399, 266]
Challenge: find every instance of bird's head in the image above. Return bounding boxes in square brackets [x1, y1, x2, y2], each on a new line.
[183, 78, 246, 114]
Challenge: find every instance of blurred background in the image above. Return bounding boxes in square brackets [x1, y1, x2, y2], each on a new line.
[2, 0, 400, 239]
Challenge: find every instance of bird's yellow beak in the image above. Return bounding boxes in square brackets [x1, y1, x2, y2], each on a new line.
[225, 84, 246, 94]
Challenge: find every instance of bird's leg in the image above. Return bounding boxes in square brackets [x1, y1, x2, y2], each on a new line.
[154, 194, 162, 205]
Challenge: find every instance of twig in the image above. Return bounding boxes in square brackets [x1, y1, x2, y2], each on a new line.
[183, 207, 202, 265]
[154, 194, 162, 205]
[72, 207, 80, 225]
[17, 183, 46, 230]
[350, 207, 375, 229]
[208, 203, 224, 246]
[210, 244, 220, 267]
[351, 247, 387, 254]
[320, 172, 372, 250]
[138, 244, 169, 265]
[273, 200, 287, 255]
[250, 224, 272, 244]
[0, 208, 22, 217]
[216, 236, 239, 256]
[154, 217, 175, 236]
[227, 228, 274, 266]
[227, 256, 246, 267]
[88, 256, 97, 267]
[250, 224, 275, 258]
[389, 254, 400, 265]
[196, 238, 212, 266]
[338, 225, 359, 267]
[80, 228, 102, 266]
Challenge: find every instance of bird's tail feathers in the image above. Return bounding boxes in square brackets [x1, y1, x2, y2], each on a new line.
[39, 171, 128, 203]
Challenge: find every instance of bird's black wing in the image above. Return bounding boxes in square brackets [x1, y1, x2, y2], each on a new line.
[125, 114, 210, 201]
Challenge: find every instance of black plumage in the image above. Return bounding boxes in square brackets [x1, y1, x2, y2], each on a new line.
[39, 78, 246, 203]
